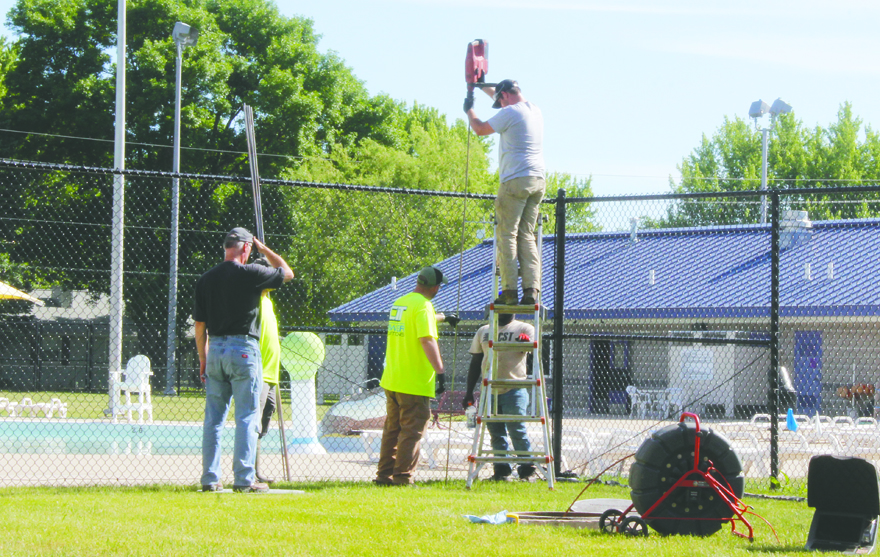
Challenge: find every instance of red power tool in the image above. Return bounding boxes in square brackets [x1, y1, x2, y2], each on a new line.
[464, 39, 498, 108]
[465, 39, 488, 85]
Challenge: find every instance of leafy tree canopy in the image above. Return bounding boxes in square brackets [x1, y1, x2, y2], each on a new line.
[652, 103, 880, 228]
[0, 0, 511, 375]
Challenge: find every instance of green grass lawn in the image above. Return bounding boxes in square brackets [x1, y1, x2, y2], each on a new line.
[0, 390, 333, 423]
[0, 481, 813, 557]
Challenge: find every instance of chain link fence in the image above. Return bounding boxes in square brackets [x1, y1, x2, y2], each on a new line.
[1, 159, 879, 490]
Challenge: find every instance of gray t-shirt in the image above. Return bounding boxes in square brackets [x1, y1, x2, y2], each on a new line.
[469, 320, 535, 394]
[487, 101, 544, 183]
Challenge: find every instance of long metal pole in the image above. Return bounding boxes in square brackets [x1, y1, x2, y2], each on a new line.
[244, 108, 291, 481]
[552, 188, 566, 477]
[108, 0, 126, 413]
[769, 191, 780, 484]
[760, 127, 769, 224]
[164, 41, 183, 395]
[274, 384, 291, 482]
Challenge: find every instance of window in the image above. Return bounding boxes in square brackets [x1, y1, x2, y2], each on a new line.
[611, 340, 629, 370]
[325, 334, 342, 346]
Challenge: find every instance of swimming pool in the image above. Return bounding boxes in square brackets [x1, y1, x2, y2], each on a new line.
[0, 419, 362, 456]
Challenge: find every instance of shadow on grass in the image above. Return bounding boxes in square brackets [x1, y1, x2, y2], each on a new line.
[746, 544, 808, 553]
[270, 479, 466, 492]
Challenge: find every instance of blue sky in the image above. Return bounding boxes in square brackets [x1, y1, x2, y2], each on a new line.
[2, 0, 879, 197]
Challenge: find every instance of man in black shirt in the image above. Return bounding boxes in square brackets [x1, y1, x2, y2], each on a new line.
[194, 227, 293, 492]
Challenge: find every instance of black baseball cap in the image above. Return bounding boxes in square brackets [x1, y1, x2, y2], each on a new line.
[224, 227, 253, 247]
[417, 266, 448, 287]
[492, 79, 518, 109]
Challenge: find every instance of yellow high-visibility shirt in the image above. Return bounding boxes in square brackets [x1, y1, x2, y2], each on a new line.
[380, 291, 438, 397]
[259, 294, 280, 385]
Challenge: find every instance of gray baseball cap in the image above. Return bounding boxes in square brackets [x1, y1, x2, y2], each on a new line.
[417, 266, 448, 287]
[224, 227, 253, 247]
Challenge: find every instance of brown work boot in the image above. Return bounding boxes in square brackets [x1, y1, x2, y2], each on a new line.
[520, 288, 539, 306]
[494, 289, 518, 305]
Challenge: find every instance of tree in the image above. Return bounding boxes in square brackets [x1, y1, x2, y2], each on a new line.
[653, 103, 880, 228]
[545, 172, 598, 234]
[0, 0, 497, 379]
[271, 108, 496, 325]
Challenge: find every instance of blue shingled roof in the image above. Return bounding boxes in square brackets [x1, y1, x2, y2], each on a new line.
[328, 218, 880, 322]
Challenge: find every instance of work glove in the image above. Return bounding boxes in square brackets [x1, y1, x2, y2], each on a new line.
[436, 373, 446, 396]
[518, 333, 531, 343]
[463, 95, 474, 113]
[445, 312, 461, 327]
[461, 391, 475, 409]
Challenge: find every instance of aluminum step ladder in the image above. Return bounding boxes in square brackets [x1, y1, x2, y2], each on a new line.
[466, 217, 554, 489]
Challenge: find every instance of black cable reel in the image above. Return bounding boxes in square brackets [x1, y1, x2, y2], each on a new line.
[628, 420, 745, 536]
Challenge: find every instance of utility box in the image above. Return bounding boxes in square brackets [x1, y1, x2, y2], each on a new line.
[805, 455, 879, 554]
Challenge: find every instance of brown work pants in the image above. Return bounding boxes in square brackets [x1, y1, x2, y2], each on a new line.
[495, 175, 546, 292]
[376, 389, 431, 485]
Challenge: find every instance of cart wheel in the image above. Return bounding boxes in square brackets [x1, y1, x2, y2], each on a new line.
[629, 420, 745, 536]
[621, 516, 649, 537]
[599, 509, 623, 534]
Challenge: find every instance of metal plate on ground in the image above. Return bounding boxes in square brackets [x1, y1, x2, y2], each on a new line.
[569, 498, 633, 515]
[508, 512, 599, 530]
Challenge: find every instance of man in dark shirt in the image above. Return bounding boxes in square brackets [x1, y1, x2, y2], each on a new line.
[194, 227, 293, 492]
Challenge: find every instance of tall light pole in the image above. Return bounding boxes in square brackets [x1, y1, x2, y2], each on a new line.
[749, 98, 792, 223]
[108, 0, 126, 414]
[165, 22, 198, 395]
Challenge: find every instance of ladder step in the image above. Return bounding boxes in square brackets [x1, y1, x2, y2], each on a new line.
[474, 449, 548, 457]
[469, 455, 552, 464]
[483, 378, 541, 387]
[488, 341, 537, 352]
[490, 303, 541, 314]
[480, 416, 545, 424]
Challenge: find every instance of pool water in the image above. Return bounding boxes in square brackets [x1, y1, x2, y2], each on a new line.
[0, 420, 361, 455]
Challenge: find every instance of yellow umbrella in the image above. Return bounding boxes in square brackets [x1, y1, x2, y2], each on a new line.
[0, 282, 45, 306]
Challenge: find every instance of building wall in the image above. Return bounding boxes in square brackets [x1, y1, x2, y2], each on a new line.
[0, 320, 139, 392]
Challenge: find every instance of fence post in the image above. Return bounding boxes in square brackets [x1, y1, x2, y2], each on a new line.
[769, 191, 780, 483]
[552, 188, 566, 476]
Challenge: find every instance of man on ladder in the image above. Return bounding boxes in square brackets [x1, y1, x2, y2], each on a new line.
[465, 79, 545, 306]
[462, 312, 536, 481]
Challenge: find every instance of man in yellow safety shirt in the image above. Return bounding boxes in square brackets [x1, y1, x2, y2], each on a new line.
[374, 266, 457, 486]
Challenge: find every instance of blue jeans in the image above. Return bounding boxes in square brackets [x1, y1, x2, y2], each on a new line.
[486, 388, 535, 478]
[201, 335, 262, 487]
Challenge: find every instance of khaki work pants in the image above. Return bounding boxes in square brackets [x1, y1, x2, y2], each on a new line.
[376, 389, 431, 485]
[495, 175, 546, 292]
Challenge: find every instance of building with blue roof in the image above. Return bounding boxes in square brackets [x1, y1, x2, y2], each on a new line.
[328, 212, 880, 419]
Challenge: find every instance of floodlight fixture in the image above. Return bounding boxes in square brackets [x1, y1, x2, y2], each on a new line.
[769, 98, 792, 117]
[172, 22, 198, 47]
[748, 96, 793, 225]
[749, 99, 770, 119]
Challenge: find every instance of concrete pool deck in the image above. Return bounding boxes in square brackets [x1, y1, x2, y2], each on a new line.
[0, 416, 832, 486]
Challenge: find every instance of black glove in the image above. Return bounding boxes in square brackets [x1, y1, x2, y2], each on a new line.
[436, 373, 446, 395]
[445, 312, 460, 327]
[461, 391, 474, 409]
[463, 95, 474, 113]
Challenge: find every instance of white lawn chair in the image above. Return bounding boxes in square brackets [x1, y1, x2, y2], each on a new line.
[664, 387, 684, 418]
[46, 398, 68, 418]
[14, 397, 49, 417]
[625, 386, 649, 419]
[832, 416, 855, 428]
[110, 355, 154, 424]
